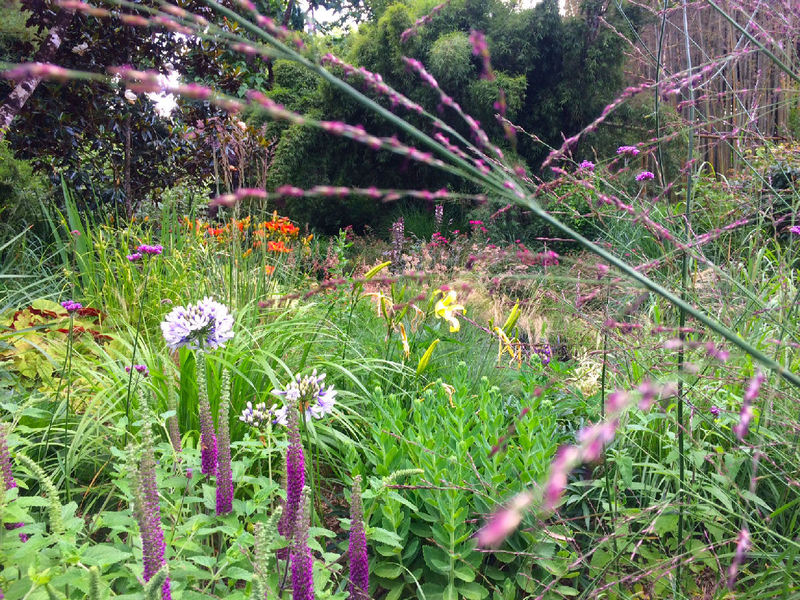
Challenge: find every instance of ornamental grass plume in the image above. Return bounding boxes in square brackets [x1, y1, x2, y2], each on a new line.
[291, 487, 314, 600]
[215, 370, 233, 515]
[348, 476, 369, 600]
[278, 406, 305, 549]
[132, 422, 171, 600]
[196, 355, 217, 478]
[0, 424, 26, 541]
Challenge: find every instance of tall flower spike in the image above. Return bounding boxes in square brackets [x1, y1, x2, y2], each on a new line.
[0, 424, 26, 541]
[196, 355, 217, 477]
[215, 370, 233, 515]
[278, 406, 305, 549]
[348, 476, 369, 600]
[133, 419, 171, 600]
[291, 487, 314, 600]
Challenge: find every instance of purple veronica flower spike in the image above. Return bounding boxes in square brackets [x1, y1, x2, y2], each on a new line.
[291, 488, 314, 600]
[278, 406, 305, 550]
[215, 374, 233, 515]
[160, 297, 234, 352]
[348, 476, 369, 600]
[1, 425, 27, 542]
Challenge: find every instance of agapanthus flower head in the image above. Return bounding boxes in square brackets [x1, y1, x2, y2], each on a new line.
[127, 252, 143, 262]
[579, 160, 595, 171]
[617, 145, 640, 156]
[272, 370, 336, 426]
[239, 401, 275, 428]
[635, 170, 655, 182]
[160, 297, 234, 351]
[137, 244, 164, 255]
[126, 364, 150, 376]
[61, 300, 82, 313]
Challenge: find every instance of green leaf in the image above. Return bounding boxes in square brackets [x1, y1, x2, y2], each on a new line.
[423, 546, 450, 575]
[80, 544, 132, 567]
[369, 526, 403, 548]
[443, 582, 458, 600]
[372, 561, 403, 579]
[458, 582, 489, 600]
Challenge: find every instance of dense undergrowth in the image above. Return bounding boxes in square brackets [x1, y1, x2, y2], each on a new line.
[1, 0, 800, 599]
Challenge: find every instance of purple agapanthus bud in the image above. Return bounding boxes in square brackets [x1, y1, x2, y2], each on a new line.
[348, 476, 369, 600]
[61, 300, 82, 313]
[278, 406, 305, 548]
[134, 427, 171, 600]
[291, 488, 314, 600]
[215, 383, 233, 516]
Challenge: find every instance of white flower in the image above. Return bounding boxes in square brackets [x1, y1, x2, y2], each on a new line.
[160, 296, 234, 351]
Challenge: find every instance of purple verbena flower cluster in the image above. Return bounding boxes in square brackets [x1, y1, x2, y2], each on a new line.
[579, 160, 595, 171]
[137, 244, 164, 255]
[61, 300, 82, 313]
[617, 145, 640, 156]
[126, 364, 150, 376]
[127, 252, 143, 262]
[636, 170, 655, 182]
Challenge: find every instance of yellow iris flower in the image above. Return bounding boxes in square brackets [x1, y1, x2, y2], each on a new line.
[434, 290, 465, 332]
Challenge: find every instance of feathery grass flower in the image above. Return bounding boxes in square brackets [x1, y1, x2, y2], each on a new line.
[160, 297, 234, 351]
[272, 370, 337, 425]
[434, 290, 465, 332]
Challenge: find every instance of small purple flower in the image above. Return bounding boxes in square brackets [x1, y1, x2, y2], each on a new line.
[61, 300, 82, 313]
[710, 405, 720, 418]
[71, 229, 81, 236]
[137, 244, 164, 255]
[579, 160, 595, 171]
[635, 171, 655, 182]
[348, 476, 369, 600]
[789, 225, 800, 235]
[126, 364, 150, 377]
[617, 145, 640, 157]
[127, 252, 143, 262]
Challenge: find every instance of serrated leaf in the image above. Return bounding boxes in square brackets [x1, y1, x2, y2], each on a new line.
[459, 582, 489, 600]
[372, 561, 403, 579]
[80, 544, 132, 567]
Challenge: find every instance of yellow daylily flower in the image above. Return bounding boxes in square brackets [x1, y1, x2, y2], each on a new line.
[434, 290, 465, 333]
[397, 323, 410, 359]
